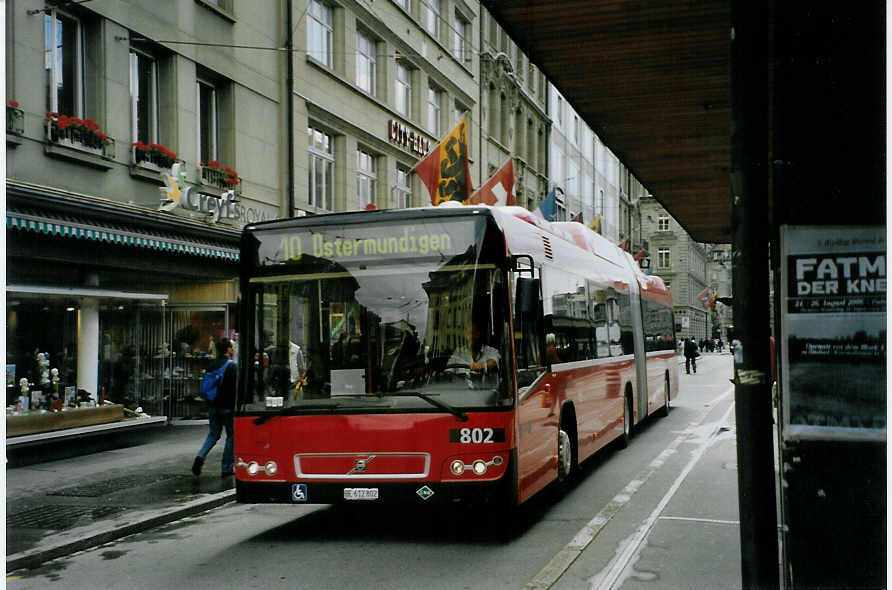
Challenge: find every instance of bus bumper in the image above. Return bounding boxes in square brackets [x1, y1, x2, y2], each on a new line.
[236, 452, 518, 506]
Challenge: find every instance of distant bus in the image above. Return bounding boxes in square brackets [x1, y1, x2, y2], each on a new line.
[234, 205, 677, 506]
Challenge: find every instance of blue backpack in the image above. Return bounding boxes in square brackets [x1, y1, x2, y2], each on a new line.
[199, 359, 232, 401]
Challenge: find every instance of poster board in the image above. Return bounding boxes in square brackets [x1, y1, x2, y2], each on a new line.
[779, 225, 886, 441]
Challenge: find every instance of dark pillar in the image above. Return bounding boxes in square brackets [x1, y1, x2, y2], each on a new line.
[771, 3, 885, 588]
[730, 1, 779, 588]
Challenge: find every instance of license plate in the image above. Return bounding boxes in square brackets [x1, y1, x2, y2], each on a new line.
[343, 487, 379, 500]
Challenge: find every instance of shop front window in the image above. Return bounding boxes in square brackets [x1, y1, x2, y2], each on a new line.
[6, 297, 78, 409]
[6, 294, 168, 436]
[166, 307, 230, 418]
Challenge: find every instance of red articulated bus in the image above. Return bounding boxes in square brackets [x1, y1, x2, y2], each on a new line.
[234, 204, 678, 506]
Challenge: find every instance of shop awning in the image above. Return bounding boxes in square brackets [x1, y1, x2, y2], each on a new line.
[7, 207, 240, 261]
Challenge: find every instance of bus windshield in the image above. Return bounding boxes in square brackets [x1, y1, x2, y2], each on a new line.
[240, 216, 512, 416]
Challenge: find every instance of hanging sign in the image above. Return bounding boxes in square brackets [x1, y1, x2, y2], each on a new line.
[389, 119, 431, 158]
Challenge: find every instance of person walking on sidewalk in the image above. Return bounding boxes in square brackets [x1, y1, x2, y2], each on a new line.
[192, 337, 237, 477]
[683, 337, 700, 374]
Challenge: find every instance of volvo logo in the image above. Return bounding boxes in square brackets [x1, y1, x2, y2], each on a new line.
[348, 455, 376, 475]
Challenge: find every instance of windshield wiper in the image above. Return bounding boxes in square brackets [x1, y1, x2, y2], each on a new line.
[383, 391, 468, 422]
[252, 401, 341, 425]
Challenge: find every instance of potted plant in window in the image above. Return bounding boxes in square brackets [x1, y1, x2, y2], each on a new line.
[45, 112, 115, 158]
[7, 99, 24, 136]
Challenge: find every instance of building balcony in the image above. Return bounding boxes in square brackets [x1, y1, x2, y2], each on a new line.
[199, 161, 241, 194]
[44, 116, 115, 160]
[7, 103, 24, 136]
[131, 142, 180, 173]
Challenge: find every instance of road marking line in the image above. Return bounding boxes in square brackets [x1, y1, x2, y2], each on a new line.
[525, 386, 734, 590]
[658, 516, 740, 526]
[589, 402, 736, 590]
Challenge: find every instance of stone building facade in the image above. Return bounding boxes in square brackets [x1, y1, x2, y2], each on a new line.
[639, 194, 713, 342]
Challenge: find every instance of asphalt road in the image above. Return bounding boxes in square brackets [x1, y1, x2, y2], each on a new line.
[7, 354, 739, 590]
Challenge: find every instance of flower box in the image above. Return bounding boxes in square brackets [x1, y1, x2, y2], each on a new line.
[7, 102, 24, 136]
[45, 113, 115, 159]
[131, 141, 178, 172]
[200, 160, 241, 193]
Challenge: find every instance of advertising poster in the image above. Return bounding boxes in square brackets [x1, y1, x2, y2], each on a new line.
[780, 226, 886, 440]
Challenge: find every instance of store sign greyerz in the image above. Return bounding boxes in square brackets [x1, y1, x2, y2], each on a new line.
[159, 163, 274, 225]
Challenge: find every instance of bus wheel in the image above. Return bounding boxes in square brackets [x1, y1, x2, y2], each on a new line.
[557, 428, 573, 482]
[619, 394, 633, 449]
[658, 374, 671, 417]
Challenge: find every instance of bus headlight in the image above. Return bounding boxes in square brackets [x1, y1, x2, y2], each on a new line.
[237, 457, 279, 477]
[472, 460, 488, 475]
[450, 460, 466, 476]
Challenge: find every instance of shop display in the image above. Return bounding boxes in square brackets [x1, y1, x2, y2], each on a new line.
[6, 348, 128, 437]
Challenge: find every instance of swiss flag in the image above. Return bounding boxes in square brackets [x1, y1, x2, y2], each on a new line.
[468, 158, 516, 206]
[697, 286, 713, 310]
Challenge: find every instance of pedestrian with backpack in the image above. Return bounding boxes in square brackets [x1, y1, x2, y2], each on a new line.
[192, 337, 237, 478]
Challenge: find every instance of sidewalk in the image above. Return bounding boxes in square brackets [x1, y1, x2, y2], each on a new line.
[6, 422, 235, 572]
[559, 402, 743, 590]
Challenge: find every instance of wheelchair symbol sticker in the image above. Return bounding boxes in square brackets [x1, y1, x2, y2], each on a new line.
[292, 483, 308, 502]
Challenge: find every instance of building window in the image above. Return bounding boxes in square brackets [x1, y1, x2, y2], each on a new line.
[454, 101, 467, 126]
[453, 11, 469, 62]
[395, 164, 412, 208]
[357, 148, 377, 209]
[422, 0, 440, 39]
[307, 0, 333, 67]
[395, 62, 411, 117]
[658, 214, 670, 231]
[658, 248, 671, 269]
[488, 84, 499, 137]
[584, 172, 593, 209]
[555, 194, 567, 222]
[308, 126, 334, 211]
[556, 95, 563, 129]
[129, 50, 158, 144]
[573, 115, 579, 145]
[45, 10, 83, 116]
[500, 93, 510, 145]
[356, 30, 376, 96]
[197, 80, 218, 164]
[515, 52, 525, 85]
[427, 85, 441, 136]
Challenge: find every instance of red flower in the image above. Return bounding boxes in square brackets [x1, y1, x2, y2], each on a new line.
[208, 160, 220, 169]
[57, 115, 71, 130]
[8, 99, 19, 108]
[132, 141, 149, 151]
[84, 117, 98, 131]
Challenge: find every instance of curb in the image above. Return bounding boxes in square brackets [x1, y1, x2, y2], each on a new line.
[7, 489, 236, 572]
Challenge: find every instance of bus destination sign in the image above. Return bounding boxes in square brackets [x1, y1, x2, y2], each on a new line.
[256, 219, 484, 266]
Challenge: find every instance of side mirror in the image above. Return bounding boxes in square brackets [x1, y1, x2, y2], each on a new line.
[515, 278, 540, 314]
[511, 254, 535, 276]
